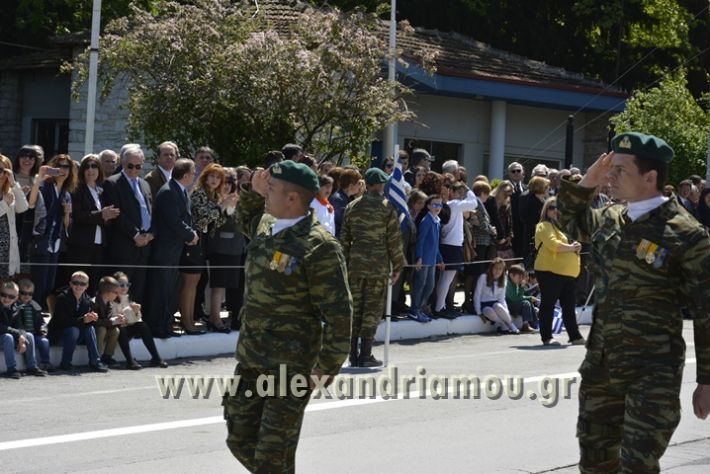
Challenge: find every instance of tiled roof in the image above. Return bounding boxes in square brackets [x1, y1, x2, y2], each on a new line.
[257, 0, 623, 96]
[3, 0, 622, 95]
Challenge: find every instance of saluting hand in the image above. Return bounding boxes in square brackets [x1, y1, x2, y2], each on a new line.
[251, 169, 270, 198]
[579, 152, 614, 189]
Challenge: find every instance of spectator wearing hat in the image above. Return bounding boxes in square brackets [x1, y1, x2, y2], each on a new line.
[340, 167, 404, 367]
[404, 148, 433, 186]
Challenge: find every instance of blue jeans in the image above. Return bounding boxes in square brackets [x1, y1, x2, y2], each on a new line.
[35, 335, 51, 364]
[507, 299, 538, 325]
[411, 265, 436, 312]
[61, 326, 100, 366]
[1, 332, 38, 370]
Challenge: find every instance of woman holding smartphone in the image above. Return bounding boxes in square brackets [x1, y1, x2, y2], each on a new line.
[28, 154, 77, 310]
[0, 154, 30, 279]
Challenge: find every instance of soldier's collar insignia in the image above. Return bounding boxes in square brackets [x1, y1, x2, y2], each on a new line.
[619, 136, 632, 149]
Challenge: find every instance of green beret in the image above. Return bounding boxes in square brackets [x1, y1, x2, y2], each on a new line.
[365, 167, 389, 185]
[611, 132, 674, 163]
[269, 160, 320, 193]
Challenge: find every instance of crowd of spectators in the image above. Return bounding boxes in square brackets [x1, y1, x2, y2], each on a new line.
[2, 141, 707, 376]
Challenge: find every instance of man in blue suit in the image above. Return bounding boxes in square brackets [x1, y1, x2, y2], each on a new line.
[146, 158, 199, 338]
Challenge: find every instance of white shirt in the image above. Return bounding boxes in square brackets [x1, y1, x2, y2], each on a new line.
[441, 190, 479, 246]
[272, 214, 309, 236]
[87, 185, 102, 245]
[310, 198, 335, 235]
[473, 272, 508, 315]
[626, 195, 668, 222]
[158, 165, 172, 182]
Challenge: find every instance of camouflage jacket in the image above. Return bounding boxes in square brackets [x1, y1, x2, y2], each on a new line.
[235, 189, 353, 375]
[339, 191, 405, 279]
[557, 180, 710, 384]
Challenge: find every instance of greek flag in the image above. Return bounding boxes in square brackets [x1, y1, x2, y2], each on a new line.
[552, 305, 565, 334]
[384, 152, 411, 231]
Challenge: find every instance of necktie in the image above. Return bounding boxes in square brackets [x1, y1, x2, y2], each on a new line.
[132, 179, 151, 231]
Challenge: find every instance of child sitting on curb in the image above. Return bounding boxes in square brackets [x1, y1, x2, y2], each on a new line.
[473, 258, 520, 334]
[92, 276, 125, 367]
[14, 279, 54, 371]
[505, 265, 539, 333]
[1, 281, 47, 378]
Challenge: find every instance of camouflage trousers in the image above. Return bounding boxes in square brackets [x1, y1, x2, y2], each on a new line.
[223, 366, 313, 473]
[350, 277, 388, 340]
[577, 357, 682, 473]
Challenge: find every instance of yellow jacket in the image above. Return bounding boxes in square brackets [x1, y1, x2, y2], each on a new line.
[534, 221, 580, 278]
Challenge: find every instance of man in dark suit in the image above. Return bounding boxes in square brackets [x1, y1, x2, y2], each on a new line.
[508, 162, 527, 258]
[144, 141, 178, 199]
[146, 158, 199, 338]
[102, 145, 154, 305]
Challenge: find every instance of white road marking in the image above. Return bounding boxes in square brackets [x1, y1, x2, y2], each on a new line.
[0, 359, 698, 452]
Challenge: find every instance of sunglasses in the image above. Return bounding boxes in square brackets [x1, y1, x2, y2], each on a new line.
[126, 163, 142, 170]
[20, 155, 36, 160]
[70, 280, 88, 287]
[431, 202, 443, 208]
[385, 164, 393, 169]
[548, 206, 558, 210]
[84, 163, 100, 170]
[510, 169, 522, 174]
[57, 163, 72, 169]
[119, 282, 131, 288]
[19, 290, 34, 296]
[0, 292, 17, 299]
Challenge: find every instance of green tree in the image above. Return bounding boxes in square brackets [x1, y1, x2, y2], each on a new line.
[68, 0, 421, 165]
[611, 70, 710, 184]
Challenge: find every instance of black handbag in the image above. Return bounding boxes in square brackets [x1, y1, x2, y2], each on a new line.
[181, 238, 206, 267]
[523, 242, 543, 270]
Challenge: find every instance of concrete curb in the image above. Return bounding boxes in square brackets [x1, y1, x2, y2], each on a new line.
[2, 308, 593, 372]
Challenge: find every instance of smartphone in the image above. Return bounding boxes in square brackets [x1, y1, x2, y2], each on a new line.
[46, 167, 62, 176]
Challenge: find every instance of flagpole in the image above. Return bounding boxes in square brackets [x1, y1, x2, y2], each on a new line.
[383, 0, 397, 162]
[84, 0, 102, 155]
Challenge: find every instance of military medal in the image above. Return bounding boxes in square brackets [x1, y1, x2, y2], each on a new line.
[284, 257, 298, 275]
[636, 239, 650, 260]
[653, 248, 669, 269]
[277, 253, 289, 273]
[270, 251, 283, 270]
[644, 242, 658, 264]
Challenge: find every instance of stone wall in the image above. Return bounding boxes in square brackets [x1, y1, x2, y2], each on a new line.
[0, 72, 22, 156]
[68, 68, 132, 159]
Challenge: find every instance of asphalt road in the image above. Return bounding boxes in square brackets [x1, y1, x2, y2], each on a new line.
[1, 322, 709, 473]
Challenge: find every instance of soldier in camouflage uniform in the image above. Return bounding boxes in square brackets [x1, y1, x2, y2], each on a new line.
[557, 132, 710, 473]
[223, 160, 352, 473]
[340, 167, 405, 367]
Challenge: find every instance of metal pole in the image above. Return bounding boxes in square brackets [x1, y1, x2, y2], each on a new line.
[383, 0, 397, 160]
[384, 282, 392, 367]
[84, 0, 102, 155]
[564, 115, 574, 169]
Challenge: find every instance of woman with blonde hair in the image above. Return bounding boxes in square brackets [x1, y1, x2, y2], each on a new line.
[0, 154, 29, 279]
[534, 196, 584, 346]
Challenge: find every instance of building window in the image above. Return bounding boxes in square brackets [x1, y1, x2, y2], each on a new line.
[404, 138, 462, 173]
[31, 119, 69, 157]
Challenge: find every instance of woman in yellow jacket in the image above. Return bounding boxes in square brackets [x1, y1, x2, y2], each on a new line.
[534, 197, 585, 346]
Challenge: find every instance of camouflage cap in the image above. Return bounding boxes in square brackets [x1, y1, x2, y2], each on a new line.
[269, 159, 320, 193]
[365, 167, 389, 185]
[611, 132, 674, 163]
